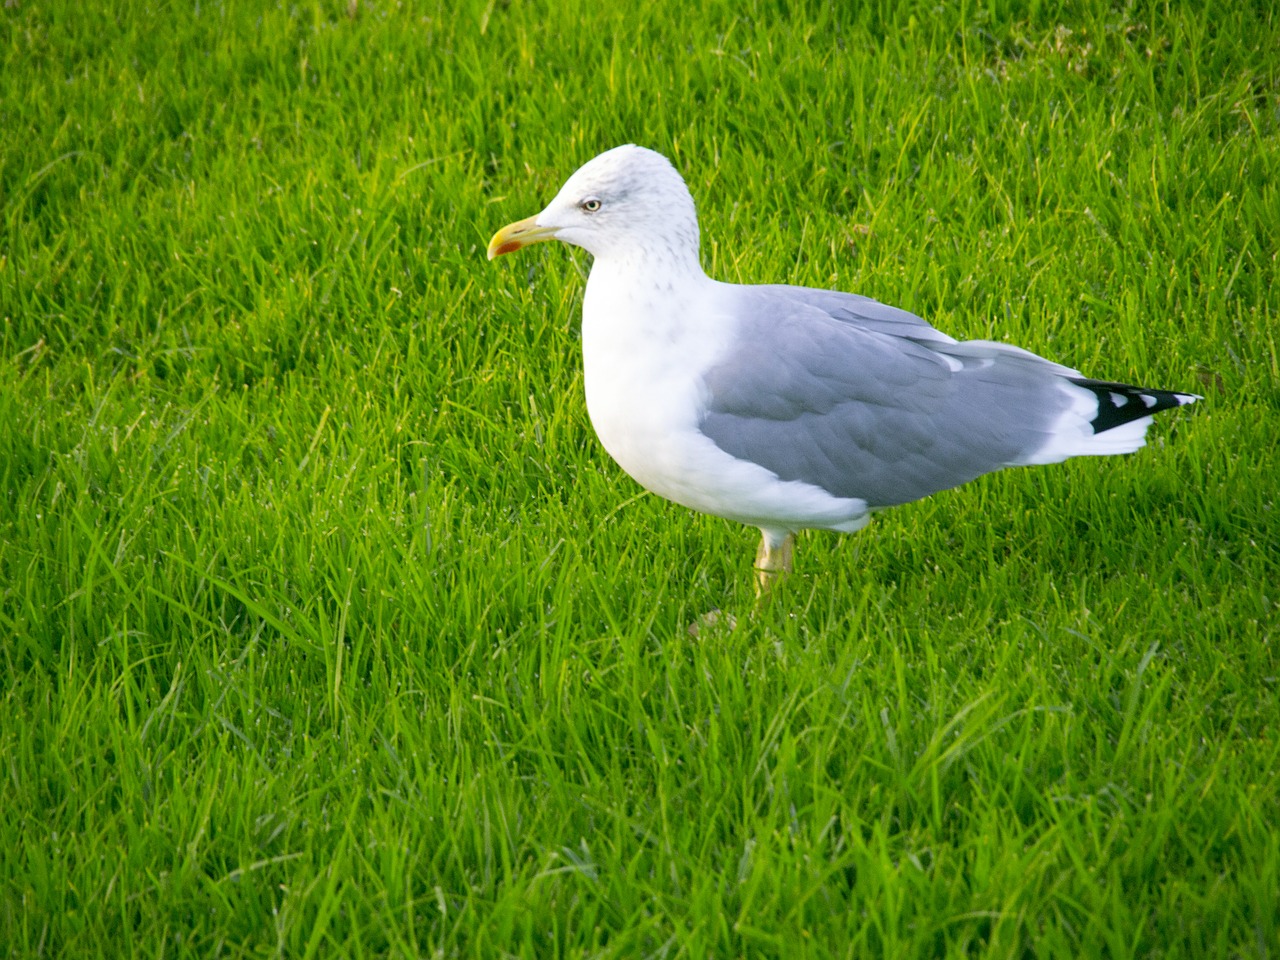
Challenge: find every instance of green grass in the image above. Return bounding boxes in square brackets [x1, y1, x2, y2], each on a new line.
[2, 0, 1277, 956]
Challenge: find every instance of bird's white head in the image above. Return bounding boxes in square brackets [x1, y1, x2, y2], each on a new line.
[488, 145, 702, 272]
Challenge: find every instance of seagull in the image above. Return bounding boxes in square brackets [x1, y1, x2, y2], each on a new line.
[487, 145, 1198, 594]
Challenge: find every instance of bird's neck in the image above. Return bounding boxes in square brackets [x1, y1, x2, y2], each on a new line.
[583, 256, 708, 344]
[586, 243, 707, 294]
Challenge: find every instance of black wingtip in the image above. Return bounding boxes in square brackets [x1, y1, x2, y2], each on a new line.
[1068, 378, 1200, 434]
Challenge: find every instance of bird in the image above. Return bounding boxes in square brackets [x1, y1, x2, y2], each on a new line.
[487, 145, 1198, 595]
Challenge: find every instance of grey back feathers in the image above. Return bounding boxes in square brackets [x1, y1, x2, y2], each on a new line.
[750, 284, 959, 345]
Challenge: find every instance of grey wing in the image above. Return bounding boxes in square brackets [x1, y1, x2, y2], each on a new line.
[699, 290, 1074, 508]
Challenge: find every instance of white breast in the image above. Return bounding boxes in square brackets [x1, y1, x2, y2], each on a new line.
[581, 265, 728, 502]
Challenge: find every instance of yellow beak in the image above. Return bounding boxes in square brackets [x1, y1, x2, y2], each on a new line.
[486, 215, 560, 260]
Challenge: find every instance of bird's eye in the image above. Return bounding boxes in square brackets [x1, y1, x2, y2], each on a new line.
[580, 198, 602, 213]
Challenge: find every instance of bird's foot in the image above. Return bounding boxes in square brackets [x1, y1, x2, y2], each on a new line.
[689, 532, 795, 635]
[687, 608, 738, 638]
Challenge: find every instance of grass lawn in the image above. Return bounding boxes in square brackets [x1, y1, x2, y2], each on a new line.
[2, 0, 1278, 956]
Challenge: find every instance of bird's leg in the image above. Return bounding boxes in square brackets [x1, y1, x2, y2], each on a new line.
[754, 532, 795, 598]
